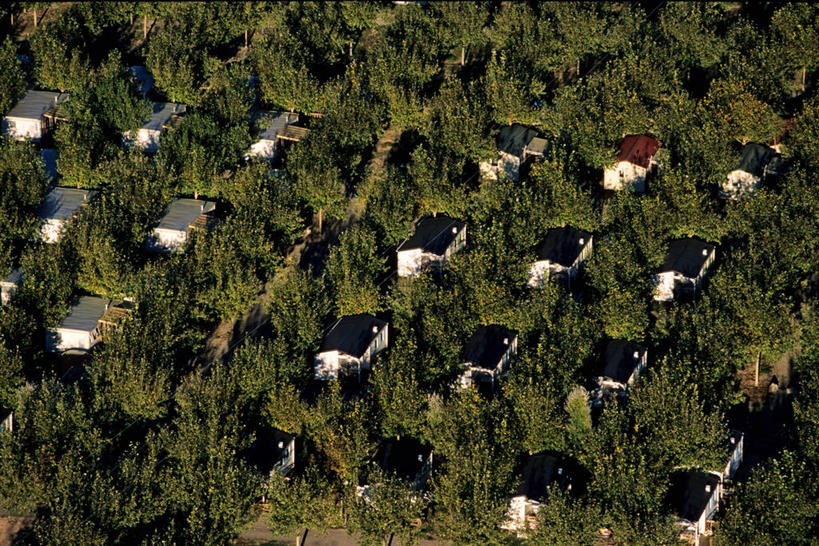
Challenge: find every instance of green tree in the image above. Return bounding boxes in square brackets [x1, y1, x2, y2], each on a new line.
[0, 37, 25, 115]
[326, 225, 386, 316]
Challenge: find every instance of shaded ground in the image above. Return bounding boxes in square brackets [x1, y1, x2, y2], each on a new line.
[237, 520, 451, 546]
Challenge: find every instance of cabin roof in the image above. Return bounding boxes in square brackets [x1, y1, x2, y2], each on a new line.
[1, 268, 22, 287]
[320, 314, 386, 358]
[602, 339, 646, 383]
[496, 124, 541, 158]
[515, 451, 582, 500]
[660, 238, 715, 278]
[617, 135, 661, 168]
[397, 215, 465, 255]
[535, 226, 592, 267]
[373, 438, 431, 481]
[58, 296, 108, 332]
[255, 110, 300, 141]
[463, 325, 516, 370]
[156, 199, 216, 232]
[736, 142, 777, 178]
[5, 90, 66, 120]
[142, 102, 185, 132]
[36, 188, 96, 221]
[668, 471, 720, 522]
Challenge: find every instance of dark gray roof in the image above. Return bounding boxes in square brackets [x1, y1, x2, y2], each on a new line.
[535, 226, 592, 267]
[255, 110, 299, 140]
[397, 215, 465, 255]
[660, 238, 715, 278]
[526, 137, 550, 156]
[496, 124, 541, 158]
[463, 325, 516, 370]
[156, 199, 216, 232]
[5, 90, 66, 120]
[374, 438, 431, 482]
[58, 296, 108, 332]
[320, 314, 386, 358]
[736, 143, 777, 178]
[129, 66, 154, 95]
[36, 188, 96, 221]
[246, 427, 294, 475]
[602, 340, 646, 383]
[515, 452, 582, 500]
[142, 102, 185, 132]
[668, 471, 720, 522]
[40, 149, 58, 181]
[1, 268, 22, 287]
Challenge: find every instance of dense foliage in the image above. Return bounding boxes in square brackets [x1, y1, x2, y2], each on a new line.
[0, 2, 817, 544]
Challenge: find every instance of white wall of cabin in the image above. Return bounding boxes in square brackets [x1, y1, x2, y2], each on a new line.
[3, 117, 43, 141]
[603, 161, 647, 192]
[47, 326, 101, 353]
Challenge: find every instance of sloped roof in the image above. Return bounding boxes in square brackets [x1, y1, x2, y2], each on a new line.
[515, 451, 583, 500]
[602, 339, 647, 383]
[397, 215, 465, 255]
[5, 90, 66, 120]
[617, 135, 661, 168]
[320, 314, 387, 358]
[668, 471, 720, 522]
[660, 238, 715, 278]
[255, 110, 299, 141]
[374, 438, 431, 481]
[58, 296, 108, 332]
[36, 187, 96, 221]
[142, 102, 185, 132]
[736, 142, 777, 178]
[1, 268, 22, 287]
[156, 199, 216, 232]
[496, 124, 541, 158]
[535, 226, 592, 267]
[463, 324, 516, 370]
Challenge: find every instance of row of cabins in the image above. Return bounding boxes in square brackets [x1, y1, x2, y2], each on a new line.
[2, 88, 309, 159]
[479, 124, 784, 200]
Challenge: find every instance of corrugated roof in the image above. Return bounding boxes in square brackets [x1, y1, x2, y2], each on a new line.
[255, 110, 299, 141]
[602, 339, 646, 383]
[397, 215, 464, 255]
[736, 142, 776, 178]
[496, 124, 541, 158]
[668, 471, 720, 522]
[156, 199, 216, 232]
[660, 238, 715, 277]
[5, 90, 66, 120]
[40, 148, 58, 181]
[36, 187, 96, 221]
[617, 135, 660, 168]
[515, 452, 582, 499]
[463, 324, 516, 370]
[535, 226, 592, 267]
[129, 65, 154, 95]
[320, 314, 386, 358]
[142, 102, 185, 132]
[58, 296, 108, 332]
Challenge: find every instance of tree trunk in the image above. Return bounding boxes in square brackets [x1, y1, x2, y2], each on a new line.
[33, 9, 37, 28]
[130, 13, 133, 25]
[460, 46, 465, 66]
[349, 41, 353, 59]
[245, 29, 248, 48]
[10, 13, 13, 25]
[317, 208, 323, 234]
[143, 15, 147, 39]
[801, 66, 806, 94]
[754, 351, 760, 387]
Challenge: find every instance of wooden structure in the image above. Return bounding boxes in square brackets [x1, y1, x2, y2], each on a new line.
[277, 125, 309, 142]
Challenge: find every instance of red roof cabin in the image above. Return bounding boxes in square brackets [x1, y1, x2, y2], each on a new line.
[603, 135, 661, 192]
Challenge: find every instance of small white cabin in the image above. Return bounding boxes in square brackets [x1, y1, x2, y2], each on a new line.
[36, 187, 97, 243]
[245, 111, 300, 161]
[528, 226, 593, 290]
[314, 314, 388, 381]
[603, 135, 661, 192]
[459, 325, 517, 392]
[145, 198, 217, 253]
[653, 239, 716, 302]
[480, 124, 548, 182]
[0, 268, 23, 305]
[721, 142, 779, 200]
[669, 471, 721, 546]
[46, 296, 109, 354]
[397, 215, 466, 278]
[2, 90, 68, 141]
[590, 340, 647, 406]
[122, 102, 186, 152]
